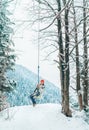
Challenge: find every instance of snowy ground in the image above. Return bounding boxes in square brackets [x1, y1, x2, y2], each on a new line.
[0, 104, 89, 130]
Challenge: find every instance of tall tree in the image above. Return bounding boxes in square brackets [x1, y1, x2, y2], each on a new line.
[56, 0, 65, 114]
[61, 0, 72, 116]
[72, 0, 83, 110]
[0, 0, 16, 111]
[82, 0, 88, 108]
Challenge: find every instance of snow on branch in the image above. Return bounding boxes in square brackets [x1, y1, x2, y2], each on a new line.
[40, 0, 73, 31]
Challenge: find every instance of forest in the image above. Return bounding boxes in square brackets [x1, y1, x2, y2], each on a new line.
[0, 0, 89, 119]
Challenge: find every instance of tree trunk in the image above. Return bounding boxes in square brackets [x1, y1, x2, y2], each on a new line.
[83, 0, 88, 107]
[62, 4, 72, 117]
[57, 0, 72, 116]
[73, 1, 83, 110]
[57, 0, 65, 113]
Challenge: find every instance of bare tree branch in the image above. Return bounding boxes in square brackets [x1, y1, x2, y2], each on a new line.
[40, 0, 73, 31]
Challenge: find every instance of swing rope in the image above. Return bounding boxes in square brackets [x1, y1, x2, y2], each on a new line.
[37, 2, 40, 84]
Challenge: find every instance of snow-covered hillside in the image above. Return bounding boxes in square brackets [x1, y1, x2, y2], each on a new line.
[7, 65, 61, 106]
[0, 104, 89, 130]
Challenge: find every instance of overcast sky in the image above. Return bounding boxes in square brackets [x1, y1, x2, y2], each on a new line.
[11, 0, 60, 86]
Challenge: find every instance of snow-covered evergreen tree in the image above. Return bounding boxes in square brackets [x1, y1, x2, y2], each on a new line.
[0, 0, 16, 111]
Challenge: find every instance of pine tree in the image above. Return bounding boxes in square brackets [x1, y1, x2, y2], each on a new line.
[0, 0, 16, 111]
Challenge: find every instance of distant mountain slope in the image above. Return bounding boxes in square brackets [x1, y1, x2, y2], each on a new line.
[7, 64, 61, 106]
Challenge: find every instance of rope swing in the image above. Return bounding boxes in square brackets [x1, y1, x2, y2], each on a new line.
[37, 2, 40, 84]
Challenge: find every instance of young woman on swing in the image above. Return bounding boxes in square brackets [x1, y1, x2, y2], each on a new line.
[30, 79, 45, 107]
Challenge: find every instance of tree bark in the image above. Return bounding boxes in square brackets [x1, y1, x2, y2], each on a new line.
[57, 0, 65, 113]
[83, 0, 88, 107]
[62, 1, 72, 116]
[73, 1, 83, 110]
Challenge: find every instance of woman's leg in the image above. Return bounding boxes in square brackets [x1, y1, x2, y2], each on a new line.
[30, 95, 36, 106]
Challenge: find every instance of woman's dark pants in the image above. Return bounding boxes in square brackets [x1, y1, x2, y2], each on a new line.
[30, 94, 36, 104]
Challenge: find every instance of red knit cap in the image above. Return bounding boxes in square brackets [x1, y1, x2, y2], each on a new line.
[40, 79, 44, 84]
